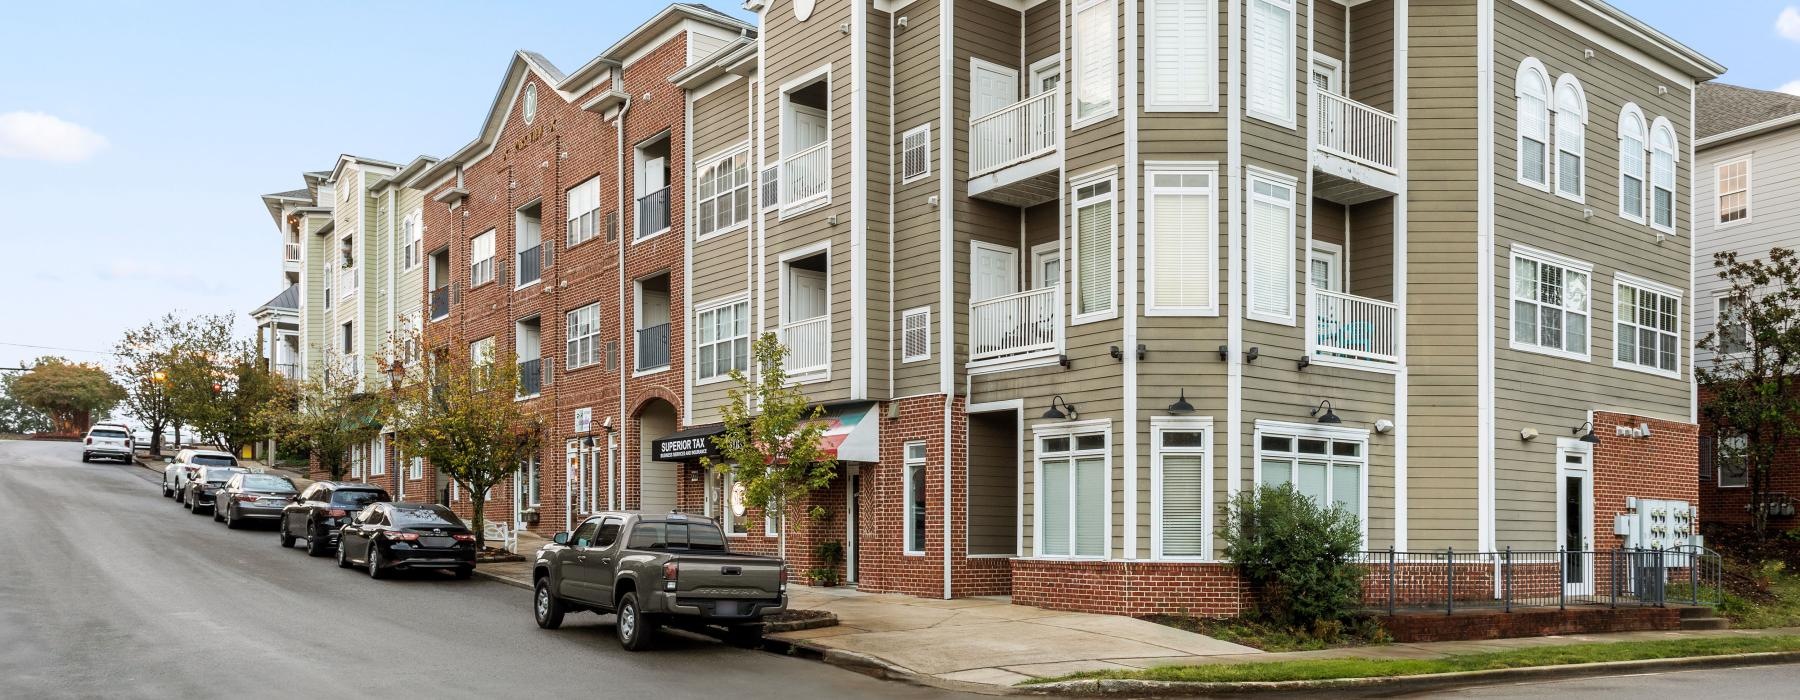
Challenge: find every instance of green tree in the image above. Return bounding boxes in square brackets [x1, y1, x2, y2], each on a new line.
[0, 371, 54, 434]
[1223, 484, 1365, 629]
[385, 346, 540, 549]
[113, 313, 185, 455]
[163, 312, 238, 450]
[702, 333, 837, 559]
[11, 356, 126, 435]
[262, 348, 380, 481]
[1698, 247, 1800, 540]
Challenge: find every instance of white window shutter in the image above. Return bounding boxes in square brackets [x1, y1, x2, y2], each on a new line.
[1247, 0, 1293, 121]
[1248, 192, 1292, 319]
[901, 308, 931, 362]
[901, 125, 931, 183]
[1148, 0, 1213, 109]
[1151, 185, 1212, 310]
[1159, 454, 1206, 557]
[1077, 199, 1113, 315]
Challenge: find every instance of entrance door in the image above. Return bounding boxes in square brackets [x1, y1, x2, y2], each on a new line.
[1029, 57, 1062, 97]
[1309, 242, 1343, 293]
[1310, 57, 1342, 95]
[846, 468, 861, 584]
[971, 242, 1019, 302]
[787, 268, 828, 322]
[971, 59, 1020, 118]
[1558, 444, 1594, 596]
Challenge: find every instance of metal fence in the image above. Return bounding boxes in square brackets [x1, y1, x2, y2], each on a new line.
[1356, 546, 1722, 615]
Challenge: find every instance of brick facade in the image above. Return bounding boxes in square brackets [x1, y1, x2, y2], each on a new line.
[1592, 411, 1700, 550]
[1696, 386, 1800, 532]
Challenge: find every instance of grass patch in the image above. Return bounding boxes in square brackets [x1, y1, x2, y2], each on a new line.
[1715, 566, 1800, 629]
[1143, 615, 1389, 652]
[1025, 635, 1800, 685]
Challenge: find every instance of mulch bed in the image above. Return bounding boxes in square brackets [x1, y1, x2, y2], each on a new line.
[476, 548, 526, 564]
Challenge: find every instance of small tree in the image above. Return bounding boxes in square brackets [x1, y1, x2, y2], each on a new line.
[702, 333, 838, 560]
[1223, 484, 1365, 629]
[164, 313, 241, 450]
[263, 349, 379, 480]
[11, 356, 125, 435]
[0, 371, 54, 435]
[1698, 248, 1800, 540]
[114, 313, 185, 455]
[385, 347, 540, 549]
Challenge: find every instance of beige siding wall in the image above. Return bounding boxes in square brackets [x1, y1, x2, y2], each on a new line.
[691, 79, 755, 426]
[1694, 128, 1800, 367]
[867, 8, 894, 399]
[889, 0, 944, 399]
[1348, 0, 1395, 112]
[968, 409, 1018, 556]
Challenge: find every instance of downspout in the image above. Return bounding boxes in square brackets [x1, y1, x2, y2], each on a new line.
[614, 83, 634, 513]
[939, 0, 956, 601]
[387, 187, 398, 500]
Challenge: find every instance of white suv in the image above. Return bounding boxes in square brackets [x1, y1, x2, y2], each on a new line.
[161, 448, 240, 498]
[81, 425, 135, 463]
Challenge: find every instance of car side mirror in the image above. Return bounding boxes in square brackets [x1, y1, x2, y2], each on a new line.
[552, 532, 570, 546]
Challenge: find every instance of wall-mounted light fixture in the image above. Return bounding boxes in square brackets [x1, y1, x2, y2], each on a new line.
[1218, 345, 1230, 361]
[1374, 419, 1394, 435]
[1311, 400, 1341, 424]
[1167, 390, 1194, 416]
[1573, 421, 1600, 444]
[1245, 347, 1260, 363]
[1520, 427, 1539, 441]
[1110, 346, 1123, 361]
[1042, 395, 1078, 421]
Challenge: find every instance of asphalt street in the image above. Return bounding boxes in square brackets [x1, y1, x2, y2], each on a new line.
[1414, 662, 1800, 698]
[0, 439, 974, 699]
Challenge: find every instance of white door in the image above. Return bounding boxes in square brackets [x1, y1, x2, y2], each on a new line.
[971, 60, 1021, 118]
[1309, 242, 1343, 292]
[1031, 242, 1062, 289]
[788, 268, 828, 321]
[1558, 445, 1595, 597]
[1029, 58, 1062, 97]
[972, 243, 1019, 302]
[791, 105, 828, 150]
[1311, 57, 1342, 95]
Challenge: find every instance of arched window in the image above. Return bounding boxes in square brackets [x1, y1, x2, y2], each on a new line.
[1650, 117, 1678, 232]
[1553, 74, 1588, 200]
[1515, 59, 1552, 189]
[1618, 104, 1648, 222]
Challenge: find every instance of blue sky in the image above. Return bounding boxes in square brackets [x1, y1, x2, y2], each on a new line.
[0, 0, 1790, 371]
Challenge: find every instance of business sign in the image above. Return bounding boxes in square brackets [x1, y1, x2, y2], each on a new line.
[652, 434, 716, 461]
[573, 407, 592, 434]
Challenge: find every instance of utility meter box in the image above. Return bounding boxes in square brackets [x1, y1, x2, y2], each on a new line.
[1624, 498, 1696, 551]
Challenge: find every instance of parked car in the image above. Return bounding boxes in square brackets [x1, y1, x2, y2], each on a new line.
[214, 473, 299, 529]
[334, 503, 477, 580]
[161, 449, 239, 498]
[180, 465, 251, 514]
[279, 482, 391, 556]
[532, 511, 788, 650]
[80, 425, 134, 463]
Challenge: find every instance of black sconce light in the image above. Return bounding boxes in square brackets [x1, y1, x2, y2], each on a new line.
[1110, 345, 1123, 361]
[1574, 421, 1601, 444]
[1217, 345, 1230, 361]
[1297, 356, 1311, 370]
[1245, 347, 1261, 363]
[1311, 400, 1342, 424]
[1043, 395, 1078, 421]
[1167, 390, 1195, 416]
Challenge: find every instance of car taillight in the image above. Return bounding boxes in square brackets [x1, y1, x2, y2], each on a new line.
[452, 533, 475, 542]
[85, 438, 92, 445]
[235, 495, 258, 502]
[327, 509, 348, 518]
[385, 532, 419, 542]
[779, 565, 789, 591]
[663, 562, 679, 592]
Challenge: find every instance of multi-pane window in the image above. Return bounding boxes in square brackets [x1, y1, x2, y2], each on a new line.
[1716, 296, 1750, 355]
[470, 337, 494, 367]
[1072, 176, 1116, 320]
[1510, 250, 1590, 358]
[1717, 157, 1749, 225]
[1516, 61, 1551, 188]
[1153, 420, 1210, 560]
[370, 436, 386, 476]
[470, 230, 496, 286]
[1257, 427, 1365, 527]
[1650, 120, 1677, 231]
[566, 176, 601, 247]
[1615, 278, 1680, 376]
[402, 211, 422, 270]
[1246, 0, 1297, 125]
[1618, 106, 1647, 222]
[696, 147, 751, 238]
[1146, 0, 1216, 111]
[1716, 431, 1748, 488]
[696, 299, 750, 382]
[1553, 76, 1587, 200]
[904, 442, 927, 555]
[901, 307, 931, 362]
[565, 303, 600, 369]
[1147, 169, 1217, 314]
[1247, 172, 1297, 323]
[900, 125, 931, 183]
[1072, 0, 1117, 125]
[1036, 430, 1107, 558]
[521, 455, 540, 506]
[408, 455, 424, 481]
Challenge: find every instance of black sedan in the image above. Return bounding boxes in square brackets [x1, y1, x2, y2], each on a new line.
[214, 473, 299, 529]
[335, 503, 476, 580]
[182, 466, 250, 515]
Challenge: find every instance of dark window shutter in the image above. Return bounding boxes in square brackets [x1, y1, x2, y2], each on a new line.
[1699, 436, 1715, 482]
[606, 211, 619, 241]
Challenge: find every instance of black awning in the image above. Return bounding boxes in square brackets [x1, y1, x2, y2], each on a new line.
[651, 423, 725, 462]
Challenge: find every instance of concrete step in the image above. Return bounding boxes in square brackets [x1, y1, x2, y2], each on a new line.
[1679, 617, 1731, 630]
[1676, 605, 1718, 620]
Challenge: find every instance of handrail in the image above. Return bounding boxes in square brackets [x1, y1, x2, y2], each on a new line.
[970, 88, 1060, 177]
[1312, 88, 1397, 173]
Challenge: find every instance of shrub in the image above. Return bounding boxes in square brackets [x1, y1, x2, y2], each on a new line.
[1223, 484, 1365, 628]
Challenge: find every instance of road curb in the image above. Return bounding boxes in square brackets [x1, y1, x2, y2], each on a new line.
[768, 639, 1021, 696]
[473, 569, 532, 591]
[1017, 649, 1800, 696]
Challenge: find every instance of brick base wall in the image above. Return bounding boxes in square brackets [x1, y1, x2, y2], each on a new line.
[1011, 560, 1248, 617]
[1593, 412, 1699, 549]
[1379, 606, 1681, 642]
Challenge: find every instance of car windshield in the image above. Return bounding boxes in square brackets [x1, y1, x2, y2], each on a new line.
[191, 455, 237, 466]
[241, 475, 295, 492]
[625, 521, 727, 551]
[203, 467, 241, 482]
[331, 490, 386, 507]
[90, 429, 128, 439]
[390, 506, 463, 528]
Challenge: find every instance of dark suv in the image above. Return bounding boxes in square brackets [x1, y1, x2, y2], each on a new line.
[279, 482, 390, 556]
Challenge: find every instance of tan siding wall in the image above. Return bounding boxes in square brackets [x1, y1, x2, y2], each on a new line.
[890, 0, 944, 399]
[867, 8, 894, 399]
[1349, 0, 1395, 112]
[690, 79, 756, 427]
[1314, 0, 1347, 66]
[1694, 127, 1800, 367]
[1349, 198, 1394, 301]
[968, 410, 1018, 555]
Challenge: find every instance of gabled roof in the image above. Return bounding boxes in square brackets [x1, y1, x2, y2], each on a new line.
[1697, 82, 1800, 144]
[1540, 0, 1723, 81]
[407, 50, 575, 190]
[370, 155, 441, 192]
[253, 285, 300, 316]
[327, 154, 403, 185]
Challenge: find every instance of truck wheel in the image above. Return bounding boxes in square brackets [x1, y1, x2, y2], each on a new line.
[616, 592, 655, 651]
[534, 580, 565, 630]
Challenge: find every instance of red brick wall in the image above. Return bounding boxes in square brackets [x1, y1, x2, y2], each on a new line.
[1012, 560, 1248, 617]
[1592, 411, 1698, 549]
[1380, 607, 1680, 642]
[1696, 386, 1800, 531]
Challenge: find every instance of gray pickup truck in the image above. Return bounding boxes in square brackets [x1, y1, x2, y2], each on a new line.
[532, 511, 788, 650]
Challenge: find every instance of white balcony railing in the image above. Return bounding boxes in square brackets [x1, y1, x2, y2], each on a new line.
[1312, 89, 1397, 173]
[284, 243, 301, 261]
[338, 267, 358, 298]
[970, 286, 1059, 362]
[1308, 289, 1399, 365]
[780, 316, 830, 377]
[781, 142, 830, 209]
[970, 89, 1060, 177]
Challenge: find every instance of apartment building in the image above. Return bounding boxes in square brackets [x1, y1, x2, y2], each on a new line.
[1692, 83, 1800, 531]
[256, 173, 332, 385]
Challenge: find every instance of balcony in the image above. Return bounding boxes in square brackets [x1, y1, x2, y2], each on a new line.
[275, 362, 299, 381]
[338, 267, 358, 299]
[1311, 88, 1401, 205]
[517, 244, 543, 286]
[968, 89, 1061, 207]
[970, 286, 1059, 365]
[284, 243, 301, 262]
[780, 316, 829, 379]
[781, 142, 830, 212]
[1307, 289, 1399, 368]
[636, 186, 670, 239]
[430, 286, 449, 320]
[517, 358, 547, 398]
[635, 323, 670, 372]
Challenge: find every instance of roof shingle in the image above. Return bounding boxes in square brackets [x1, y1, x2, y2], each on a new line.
[1698, 82, 1800, 140]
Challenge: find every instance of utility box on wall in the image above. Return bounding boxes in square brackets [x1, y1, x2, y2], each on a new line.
[1621, 497, 1698, 551]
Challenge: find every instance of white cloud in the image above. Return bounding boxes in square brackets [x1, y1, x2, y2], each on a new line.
[1781, 81, 1800, 97]
[1780, 7, 1800, 42]
[0, 111, 108, 163]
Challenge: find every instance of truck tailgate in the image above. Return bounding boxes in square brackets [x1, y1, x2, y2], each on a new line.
[675, 555, 782, 599]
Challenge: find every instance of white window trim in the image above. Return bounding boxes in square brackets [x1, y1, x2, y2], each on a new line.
[1515, 58, 1552, 192]
[1245, 167, 1299, 326]
[1030, 418, 1113, 560]
[778, 63, 833, 218]
[1070, 0, 1119, 130]
[566, 176, 602, 249]
[1029, 55, 1062, 96]
[514, 199, 544, 291]
[1150, 416, 1214, 562]
[1245, 0, 1299, 129]
[1552, 73, 1588, 204]
[632, 134, 674, 243]
[1716, 431, 1748, 489]
[1145, 0, 1218, 112]
[696, 142, 753, 242]
[1714, 155, 1752, 229]
[1250, 419, 1369, 546]
[370, 436, 387, 476]
[1612, 272, 1683, 379]
[777, 240, 833, 384]
[1649, 117, 1679, 235]
[1617, 103, 1648, 224]
[566, 303, 602, 370]
[900, 306, 932, 363]
[1070, 169, 1119, 325]
[1507, 244, 1593, 361]
[1145, 162, 1220, 316]
[402, 209, 424, 271]
[903, 441, 928, 556]
[695, 294, 751, 385]
[1714, 294, 1750, 356]
[470, 229, 497, 287]
[900, 124, 931, 184]
[408, 455, 424, 481]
